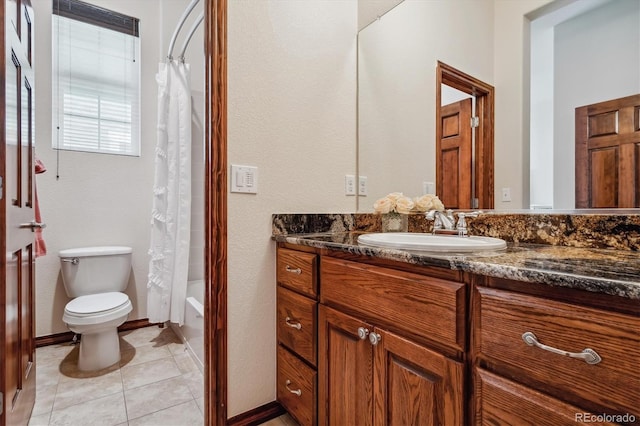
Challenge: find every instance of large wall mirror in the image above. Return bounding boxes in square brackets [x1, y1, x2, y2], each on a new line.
[357, 0, 640, 212]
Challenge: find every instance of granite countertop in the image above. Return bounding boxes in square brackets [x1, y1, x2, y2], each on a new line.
[274, 232, 640, 300]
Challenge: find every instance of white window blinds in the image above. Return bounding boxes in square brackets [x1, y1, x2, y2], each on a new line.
[52, 10, 140, 156]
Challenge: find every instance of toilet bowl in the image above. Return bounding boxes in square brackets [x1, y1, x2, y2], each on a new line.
[59, 246, 133, 371]
[63, 292, 132, 371]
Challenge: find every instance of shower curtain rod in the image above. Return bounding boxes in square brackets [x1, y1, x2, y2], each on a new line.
[167, 0, 201, 60]
[178, 12, 204, 61]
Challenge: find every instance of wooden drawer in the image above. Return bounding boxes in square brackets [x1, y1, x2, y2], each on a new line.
[475, 368, 618, 425]
[475, 287, 640, 417]
[277, 248, 318, 298]
[277, 286, 317, 366]
[277, 345, 317, 426]
[320, 257, 466, 351]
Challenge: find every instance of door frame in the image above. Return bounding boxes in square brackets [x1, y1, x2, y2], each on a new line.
[0, 2, 229, 424]
[205, 0, 228, 425]
[436, 61, 494, 209]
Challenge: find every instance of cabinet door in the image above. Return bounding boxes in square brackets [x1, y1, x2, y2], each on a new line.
[373, 328, 464, 426]
[318, 305, 373, 426]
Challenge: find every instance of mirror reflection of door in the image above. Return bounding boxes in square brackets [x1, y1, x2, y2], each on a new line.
[436, 62, 494, 210]
[438, 95, 472, 209]
[575, 94, 640, 208]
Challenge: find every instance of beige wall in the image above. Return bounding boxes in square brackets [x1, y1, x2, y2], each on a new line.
[493, 0, 552, 209]
[33, 0, 204, 337]
[227, 0, 357, 416]
[358, 0, 494, 207]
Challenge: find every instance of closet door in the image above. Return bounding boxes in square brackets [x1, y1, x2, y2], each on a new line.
[2, 0, 36, 424]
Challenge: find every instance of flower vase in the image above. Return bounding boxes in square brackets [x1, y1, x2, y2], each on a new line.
[381, 212, 408, 233]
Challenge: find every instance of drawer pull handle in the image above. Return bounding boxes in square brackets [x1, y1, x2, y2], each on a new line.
[285, 380, 302, 397]
[521, 332, 602, 365]
[357, 327, 369, 340]
[285, 317, 302, 330]
[369, 332, 382, 346]
[285, 265, 302, 274]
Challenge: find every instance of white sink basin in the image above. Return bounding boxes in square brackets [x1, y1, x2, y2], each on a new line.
[357, 232, 506, 253]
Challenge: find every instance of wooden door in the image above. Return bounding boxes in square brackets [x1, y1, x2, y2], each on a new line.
[318, 305, 373, 426]
[437, 99, 472, 209]
[575, 94, 640, 208]
[372, 328, 464, 426]
[2, 0, 36, 424]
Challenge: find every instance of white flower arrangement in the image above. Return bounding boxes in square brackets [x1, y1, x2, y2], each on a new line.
[373, 192, 445, 214]
[412, 194, 445, 212]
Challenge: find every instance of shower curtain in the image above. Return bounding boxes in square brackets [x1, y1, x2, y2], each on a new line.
[147, 60, 192, 326]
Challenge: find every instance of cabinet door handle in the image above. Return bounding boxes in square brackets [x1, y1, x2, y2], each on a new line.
[285, 265, 302, 274]
[285, 380, 302, 396]
[369, 332, 382, 346]
[285, 317, 302, 330]
[521, 332, 601, 365]
[357, 327, 369, 340]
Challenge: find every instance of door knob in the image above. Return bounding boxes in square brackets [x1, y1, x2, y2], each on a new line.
[19, 221, 46, 232]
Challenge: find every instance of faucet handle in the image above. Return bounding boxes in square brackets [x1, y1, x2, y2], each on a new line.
[456, 211, 482, 236]
[424, 210, 443, 230]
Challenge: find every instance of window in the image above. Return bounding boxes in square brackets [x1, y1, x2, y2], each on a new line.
[52, 0, 140, 156]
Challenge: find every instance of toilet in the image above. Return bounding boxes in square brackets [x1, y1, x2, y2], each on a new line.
[59, 246, 133, 371]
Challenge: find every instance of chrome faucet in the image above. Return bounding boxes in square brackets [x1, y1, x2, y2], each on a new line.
[426, 210, 482, 236]
[425, 209, 455, 233]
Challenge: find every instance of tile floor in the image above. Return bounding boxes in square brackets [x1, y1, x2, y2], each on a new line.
[262, 414, 298, 426]
[29, 326, 204, 426]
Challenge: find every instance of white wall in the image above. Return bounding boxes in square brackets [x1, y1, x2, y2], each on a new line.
[227, 0, 357, 417]
[493, 0, 552, 209]
[529, 20, 554, 209]
[358, 0, 494, 206]
[33, 0, 204, 337]
[358, 0, 404, 30]
[553, 0, 640, 208]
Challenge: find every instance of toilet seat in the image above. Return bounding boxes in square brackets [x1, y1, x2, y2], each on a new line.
[64, 292, 132, 326]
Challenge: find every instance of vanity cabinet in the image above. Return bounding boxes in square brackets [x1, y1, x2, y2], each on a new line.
[276, 243, 640, 426]
[276, 248, 318, 426]
[473, 284, 640, 425]
[318, 257, 466, 426]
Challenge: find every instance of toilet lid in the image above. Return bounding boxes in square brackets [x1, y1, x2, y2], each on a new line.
[65, 292, 130, 315]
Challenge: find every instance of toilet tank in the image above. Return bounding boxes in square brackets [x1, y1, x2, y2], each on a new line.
[59, 246, 133, 298]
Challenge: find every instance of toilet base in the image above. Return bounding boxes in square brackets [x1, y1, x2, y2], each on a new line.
[77, 328, 121, 371]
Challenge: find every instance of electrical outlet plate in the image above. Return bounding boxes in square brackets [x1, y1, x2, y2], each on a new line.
[423, 181, 435, 195]
[358, 176, 367, 196]
[345, 175, 356, 196]
[501, 187, 511, 202]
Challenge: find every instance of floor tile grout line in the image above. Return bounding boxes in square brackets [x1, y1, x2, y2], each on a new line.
[31, 327, 203, 426]
[125, 396, 199, 423]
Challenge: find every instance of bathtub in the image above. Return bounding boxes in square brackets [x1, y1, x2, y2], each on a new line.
[170, 279, 204, 373]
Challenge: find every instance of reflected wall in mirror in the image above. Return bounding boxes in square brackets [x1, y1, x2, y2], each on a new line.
[357, 0, 494, 211]
[357, 0, 640, 211]
[529, 0, 640, 209]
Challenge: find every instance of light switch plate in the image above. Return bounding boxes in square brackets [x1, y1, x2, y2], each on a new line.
[231, 165, 258, 193]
